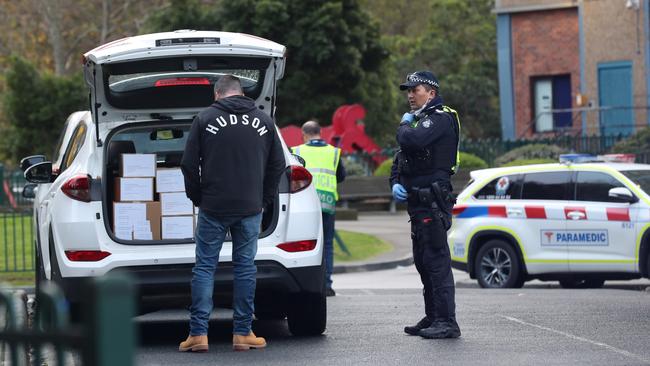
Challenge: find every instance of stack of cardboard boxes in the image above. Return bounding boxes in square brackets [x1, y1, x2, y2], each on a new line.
[113, 153, 195, 240]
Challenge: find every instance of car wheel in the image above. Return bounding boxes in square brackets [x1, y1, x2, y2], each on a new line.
[475, 239, 524, 288]
[559, 279, 605, 289]
[34, 241, 46, 294]
[255, 309, 286, 321]
[287, 292, 326, 336]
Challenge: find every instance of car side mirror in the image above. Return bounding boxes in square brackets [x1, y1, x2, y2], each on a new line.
[608, 187, 638, 203]
[20, 155, 47, 172]
[24, 161, 53, 184]
[292, 154, 306, 167]
[22, 183, 37, 198]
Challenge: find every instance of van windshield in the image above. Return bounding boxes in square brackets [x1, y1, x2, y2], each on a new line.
[620, 170, 650, 194]
[103, 56, 269, 109]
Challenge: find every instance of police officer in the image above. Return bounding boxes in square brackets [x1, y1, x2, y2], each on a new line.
[390, 71, 461, 339]
[292, 121, 346, 297]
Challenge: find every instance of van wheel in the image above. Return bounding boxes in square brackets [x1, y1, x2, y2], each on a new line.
[287, 292, 326, 336]
[475, 239, 524, 288]
[559, 279, 605, 289]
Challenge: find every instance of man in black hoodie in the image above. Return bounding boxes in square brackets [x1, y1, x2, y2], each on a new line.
[179, 75, 285, 352]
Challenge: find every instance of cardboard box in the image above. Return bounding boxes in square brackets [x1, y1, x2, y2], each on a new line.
[114, 177, 154, 202]
[120, 153, 156, 177]
[113, 202, 147, 240]
[146, 201, 162, 240]
[160, 192, 194, 216]
[113, 201, 161, 240]
[162, 215, 194, 240]
[156, 168, 185, 193]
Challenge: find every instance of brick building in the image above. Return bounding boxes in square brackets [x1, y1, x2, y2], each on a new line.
[496, 0, 650, 139]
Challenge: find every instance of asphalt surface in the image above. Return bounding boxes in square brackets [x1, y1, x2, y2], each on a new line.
[133, 285, 650, 366]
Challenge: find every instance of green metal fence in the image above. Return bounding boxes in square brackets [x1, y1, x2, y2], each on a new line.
[0, 211, 34, 273]
[0, 274, 135, 365]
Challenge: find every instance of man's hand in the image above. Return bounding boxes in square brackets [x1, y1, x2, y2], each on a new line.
[392, 183, 408, 202]
[400, 112, 415, 125]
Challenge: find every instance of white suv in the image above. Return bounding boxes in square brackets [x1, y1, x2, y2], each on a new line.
[22, 30, 326, 335]
[450, 156, 650, 289]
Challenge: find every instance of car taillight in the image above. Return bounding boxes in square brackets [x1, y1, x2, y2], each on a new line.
[65, 250, 111, 261]
[154, 77, 210, 87]
[277, 240, 317, 252]
[61, 175, 91, 202]
[289, 165, 312, 193]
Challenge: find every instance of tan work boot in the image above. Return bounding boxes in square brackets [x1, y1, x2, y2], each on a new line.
[178, 335, 209, 352]
[232, 332, 267, 351]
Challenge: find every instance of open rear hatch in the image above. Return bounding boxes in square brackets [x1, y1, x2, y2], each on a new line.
[83, 31, 287, 244]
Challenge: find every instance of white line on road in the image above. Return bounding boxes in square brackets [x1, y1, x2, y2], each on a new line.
[498, 315, 650, 365]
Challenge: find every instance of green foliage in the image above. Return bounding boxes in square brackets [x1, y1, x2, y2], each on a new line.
[144, 0, 398, 144]
[143, 0, 222, 32]
[500, 158, 556, 167]
[342, 156, 368, 177]
[2, 56, 86, 164]
[610, 127, 650, 153]
[373, 157, 393, 176]
[494, 144, 567, 167]
[459, 151, 488, 170]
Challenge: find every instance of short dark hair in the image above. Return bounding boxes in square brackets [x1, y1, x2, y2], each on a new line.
[214, 74, 243, 95]
[301, 120, 321, 136]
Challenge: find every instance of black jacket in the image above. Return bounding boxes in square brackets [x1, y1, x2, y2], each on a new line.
[181, 95, 286, 216]
[389, 96, 459, 191]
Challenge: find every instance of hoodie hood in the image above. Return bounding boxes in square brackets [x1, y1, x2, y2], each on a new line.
[213, 95, 257, 114]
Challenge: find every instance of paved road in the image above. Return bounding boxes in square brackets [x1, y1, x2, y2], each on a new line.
[133, 266, 650, 366]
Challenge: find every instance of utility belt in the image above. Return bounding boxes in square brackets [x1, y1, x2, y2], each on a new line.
[407, 182, 456, 231]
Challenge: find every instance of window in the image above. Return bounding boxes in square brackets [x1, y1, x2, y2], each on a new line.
[532, 74, 572, 132]
[621, 170, 650, 194]
[60, 123, 87, 172]
[575, 171, 626, 202]
[51, 120, 70, 172]
[521, 171, 571, 200]
[474, 174, 522, 200]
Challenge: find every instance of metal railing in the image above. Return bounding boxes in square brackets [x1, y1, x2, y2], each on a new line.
[0, 274, 135, 366]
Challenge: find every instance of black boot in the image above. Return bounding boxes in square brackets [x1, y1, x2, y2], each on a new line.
[404, 317, 432, 336]
[419, 319, 461, 339]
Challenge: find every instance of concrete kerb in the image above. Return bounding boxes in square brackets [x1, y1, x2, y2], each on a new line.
[333, 255, 414, 274]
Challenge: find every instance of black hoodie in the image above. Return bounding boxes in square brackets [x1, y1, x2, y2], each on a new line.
[181, 95, 285, 216]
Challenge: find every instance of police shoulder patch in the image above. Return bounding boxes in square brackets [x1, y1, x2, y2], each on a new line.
[421, 119, 432, 128]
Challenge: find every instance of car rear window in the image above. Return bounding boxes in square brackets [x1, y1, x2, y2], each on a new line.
[521, 171, 572, 200]
[474, 174, 522, 200]
[103, 56, 269, 109]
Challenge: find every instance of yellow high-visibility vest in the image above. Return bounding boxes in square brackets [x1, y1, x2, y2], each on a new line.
[442, 105, 462, 174]
[292, 143, 341, 214]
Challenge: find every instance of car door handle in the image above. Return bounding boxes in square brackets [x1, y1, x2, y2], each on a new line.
[567, 211, 585, 220]
[507, 208, 523, 217]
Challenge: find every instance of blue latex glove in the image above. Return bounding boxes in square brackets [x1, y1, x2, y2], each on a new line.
[392, 183, 408, 202]
[400, 112, 415, 125]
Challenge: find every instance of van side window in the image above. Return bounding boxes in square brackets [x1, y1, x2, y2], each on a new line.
[575, 171, 626, 202]
[521, 171, 571, 200]
[60, 123, 87, 172]
[474, 174, 522, 200]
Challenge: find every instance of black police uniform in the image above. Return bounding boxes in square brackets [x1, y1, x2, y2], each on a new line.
[389, 94, 461, 338]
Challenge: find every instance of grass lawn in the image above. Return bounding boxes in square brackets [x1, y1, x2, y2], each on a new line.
[0, 213, 35, 276]
[334, 230, 393, 262]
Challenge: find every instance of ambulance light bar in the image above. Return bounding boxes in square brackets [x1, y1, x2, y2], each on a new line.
[559, 153, 636, 164]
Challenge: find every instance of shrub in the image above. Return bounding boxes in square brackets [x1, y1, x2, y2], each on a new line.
[459, 152, 488, 170]
[610, 127, 650, 153]
[342, 156, 368, 176]
[373, 158, 393, 176]
[500, 158, 556, 167]
[494, 144, 567, 166]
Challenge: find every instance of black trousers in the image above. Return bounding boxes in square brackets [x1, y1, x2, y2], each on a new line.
[408, 201, 456, 321]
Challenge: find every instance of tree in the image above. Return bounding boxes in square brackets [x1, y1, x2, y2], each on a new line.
[1, 57, 86, 165]
[145, 0, 399, 144]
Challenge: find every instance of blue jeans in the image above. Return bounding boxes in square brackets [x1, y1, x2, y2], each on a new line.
[322, 212, 335, 289]
[189, 210, 262, 336]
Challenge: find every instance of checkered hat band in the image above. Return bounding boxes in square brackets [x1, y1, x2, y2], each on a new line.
[407, 75, 439, 88]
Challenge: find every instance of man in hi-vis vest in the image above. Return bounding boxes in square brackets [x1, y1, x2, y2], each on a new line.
[292, 121, 346, 297]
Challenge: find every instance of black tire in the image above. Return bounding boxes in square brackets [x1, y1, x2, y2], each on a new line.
[34, 241, 46, 295]
[475, 239, 524, 288]
[287, 293, 326, 336]
[559, 279, 605, 289]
